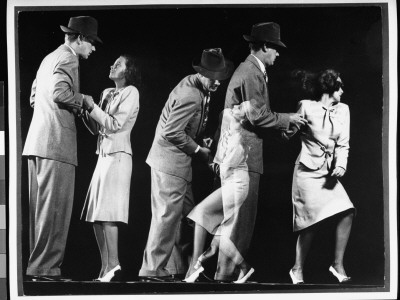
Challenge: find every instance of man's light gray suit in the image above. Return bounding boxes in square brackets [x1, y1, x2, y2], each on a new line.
[139, 74, 210, 276]
[23, 44, 84, 276]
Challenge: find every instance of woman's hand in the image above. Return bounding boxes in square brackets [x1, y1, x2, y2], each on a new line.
[331, 166, 346, 178]
[83, 95, 95, 112]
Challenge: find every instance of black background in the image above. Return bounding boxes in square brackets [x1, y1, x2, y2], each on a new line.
[13, 4, 384, 287]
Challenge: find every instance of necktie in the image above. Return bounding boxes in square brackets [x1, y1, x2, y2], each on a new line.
[202, 94, 210, 131]
[263, 70, 268, 82]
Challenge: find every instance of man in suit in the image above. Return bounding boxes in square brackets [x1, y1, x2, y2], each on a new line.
[139, 48, 234, 282]
[213, 22, 307, 282]
[22, 16, 102, 281]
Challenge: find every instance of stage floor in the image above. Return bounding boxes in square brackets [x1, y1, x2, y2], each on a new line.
[23, 280, 384, 295]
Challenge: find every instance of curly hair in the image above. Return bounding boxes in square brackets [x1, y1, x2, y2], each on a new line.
[120, 54, 142, 88]
[291, 68, 343, 99]
[316, 69, 342, 96]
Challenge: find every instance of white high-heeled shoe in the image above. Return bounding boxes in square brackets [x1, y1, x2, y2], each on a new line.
[329, 266, 351, 283]
[289, 269, 304, 284]
[99, 265, 121, 282]
[183, 261, 204, 283]
[233, 268, 255, 284]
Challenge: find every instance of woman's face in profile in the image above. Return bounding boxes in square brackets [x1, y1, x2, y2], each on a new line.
[231, 104, 246, 121]
[109, 56, 127, 81]
[332, 77, 344, 103]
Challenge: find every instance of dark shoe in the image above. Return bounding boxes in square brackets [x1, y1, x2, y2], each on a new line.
[29, 275, 72, 282]
[139, 275, 175, 282]
[196, 272, 216, 283]
[216, 280, 232, 284]
[170, 274, 186, 281]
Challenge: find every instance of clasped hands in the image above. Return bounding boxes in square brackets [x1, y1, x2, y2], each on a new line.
[82, 94, 95, 112]
[282, 113, 308, 140]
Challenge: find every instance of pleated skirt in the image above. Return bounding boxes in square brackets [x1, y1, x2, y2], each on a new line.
[81, 152, 132, 224]
[292, 162, 354, 231]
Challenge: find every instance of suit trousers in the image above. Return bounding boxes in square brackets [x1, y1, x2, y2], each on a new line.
[26, 157, 75, 276]
[139, 168, 194, 276]
[215, 171, 259, 281]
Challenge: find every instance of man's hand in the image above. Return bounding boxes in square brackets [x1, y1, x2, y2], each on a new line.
[197, 147, 211, 162]
[289, 113, 308, 128]
[83, 95, 95, 112]
[331, 166, 346, 178]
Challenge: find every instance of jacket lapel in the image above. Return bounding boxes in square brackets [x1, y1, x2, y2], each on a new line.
[246, 55, 263, 75]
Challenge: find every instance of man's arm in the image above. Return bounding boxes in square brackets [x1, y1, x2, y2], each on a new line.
[241, 73, 307, 130]
[161, 95, 200, 155]
[51, 53, 84, 110]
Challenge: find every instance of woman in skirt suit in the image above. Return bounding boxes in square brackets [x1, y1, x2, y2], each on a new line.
[183, 101, 256, 284]
[81, 54, 141, 282]
[284, 69, 355, 284]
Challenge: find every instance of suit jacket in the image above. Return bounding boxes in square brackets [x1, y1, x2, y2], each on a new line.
[83, 86, 140, 156]
[22, 44, 84, 166]
[146, 74, 209, 181]
[295, 100, 350, 171]
[222, 54, 291, 174]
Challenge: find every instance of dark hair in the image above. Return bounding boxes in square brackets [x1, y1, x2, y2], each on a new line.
[249, 42, 264, 52]
[65, 33, 95, 45]
[291, 68, 343, 99]
[121, 54, 142, 88]
[249, 41, 278, 52]
[65, 33, 80, 42]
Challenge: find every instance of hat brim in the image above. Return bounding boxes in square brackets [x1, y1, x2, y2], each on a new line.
[192, 59, 234, 81]
[243, 34, 286, 48]
[60, 25, 103, 44]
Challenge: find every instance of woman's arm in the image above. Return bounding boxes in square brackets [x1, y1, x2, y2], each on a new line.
[89, 86, 139, 133]
[332, 105, 350, 177]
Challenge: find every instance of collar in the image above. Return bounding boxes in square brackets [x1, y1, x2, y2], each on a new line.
[320, 101, 339, 110]
[112, 86, 126, 97]
[64, 43, 77, 56]
[251, 54, 266, 75]
[194, 74, 210, 98]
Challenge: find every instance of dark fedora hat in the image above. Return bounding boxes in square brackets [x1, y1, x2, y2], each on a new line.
[192, 48, 234, 81]
[243, 22, 286, 48]
[60, 16, 102, 44]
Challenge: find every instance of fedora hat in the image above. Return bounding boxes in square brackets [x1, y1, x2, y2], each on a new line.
[243, 22, 286, 48]
[192, 48, 234, 81]
[60, 16, 102, 44]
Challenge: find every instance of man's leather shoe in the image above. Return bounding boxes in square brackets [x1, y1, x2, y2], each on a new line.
[28, 275, 72, 282]
[139, 276, 174, 282]
[196, 272, 216, 283]
[170, 274, 186, 281]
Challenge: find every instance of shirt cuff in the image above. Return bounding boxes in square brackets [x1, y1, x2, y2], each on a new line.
[194, 145, 201, 153]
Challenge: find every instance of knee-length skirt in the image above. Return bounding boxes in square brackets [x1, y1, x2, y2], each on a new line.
[81, 152, 132, 224]
[187, 166, 249, 237]
[292, 162, 354, 231]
